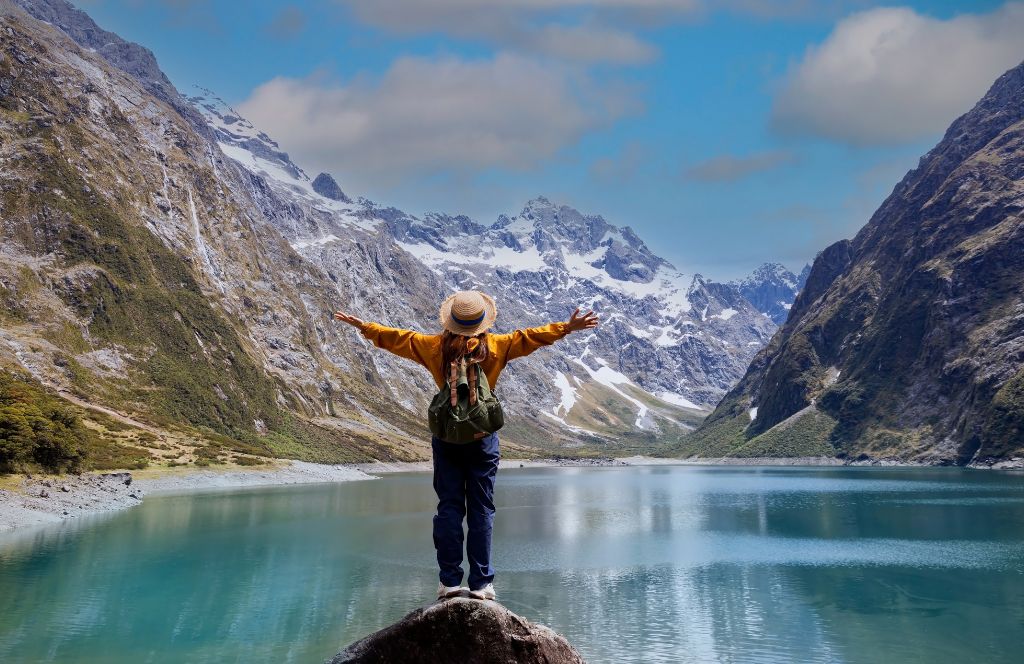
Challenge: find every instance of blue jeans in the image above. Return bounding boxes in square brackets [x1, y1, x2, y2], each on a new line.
[431, 432, 500, 590]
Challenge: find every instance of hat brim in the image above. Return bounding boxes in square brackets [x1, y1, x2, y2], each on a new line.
[438, 292, 498, 336]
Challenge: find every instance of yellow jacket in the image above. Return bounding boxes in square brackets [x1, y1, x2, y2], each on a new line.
[359, 321, 572, 389]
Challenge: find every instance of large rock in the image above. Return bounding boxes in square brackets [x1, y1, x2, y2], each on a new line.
[328, 597, 586, 664]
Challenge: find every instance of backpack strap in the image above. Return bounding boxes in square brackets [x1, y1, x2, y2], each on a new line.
[468, 362, 478, 406]
[449, 360, 458, 407]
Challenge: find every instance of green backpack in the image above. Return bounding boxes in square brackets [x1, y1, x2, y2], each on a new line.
[428, 357, 505, 444]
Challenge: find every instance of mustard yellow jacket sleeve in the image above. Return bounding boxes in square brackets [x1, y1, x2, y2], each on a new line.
[491, 322, 572, 362]
[359, 322, 438, 370]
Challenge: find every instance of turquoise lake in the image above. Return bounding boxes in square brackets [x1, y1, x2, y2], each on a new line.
[2, 465, 1024, 663]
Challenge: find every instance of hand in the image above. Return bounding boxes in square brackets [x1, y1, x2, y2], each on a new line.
[566, 308, 599, 333]
[333, 311, 365, 328]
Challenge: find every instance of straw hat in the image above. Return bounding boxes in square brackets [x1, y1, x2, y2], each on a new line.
[439, 290, 497, 336]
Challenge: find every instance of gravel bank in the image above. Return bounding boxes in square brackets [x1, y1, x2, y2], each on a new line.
[0, 461, 376, 533]
[0, 472, 142, 532]
[137, 461, 376, 495]
[675, 456, 847, 466]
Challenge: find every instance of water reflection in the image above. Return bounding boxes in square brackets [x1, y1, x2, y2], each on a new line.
[1, 466, 1023, 663]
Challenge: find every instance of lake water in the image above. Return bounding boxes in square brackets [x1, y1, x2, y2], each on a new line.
[2, 465, 1023, 663]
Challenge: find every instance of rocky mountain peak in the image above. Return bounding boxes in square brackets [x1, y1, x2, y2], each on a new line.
[490, 197, 669, 283]
[745, 263, 796, 287]
[12, 0, 211, 138]
[311, 172, 351, 203]
[188, 86, 307, 182]
[851, 58, 1024, 266]
[732, 262, 810, 325]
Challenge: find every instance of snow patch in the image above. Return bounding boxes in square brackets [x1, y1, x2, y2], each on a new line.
[396, 241, 548, 272]
[552, 371, 578, 417]
[627, 325, 652, 339]
[573, 358, 649, 428]
[659, 392, 704, 410]
[292, 234, 342, 250]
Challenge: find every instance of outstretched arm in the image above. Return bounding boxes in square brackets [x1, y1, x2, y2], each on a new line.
[566, 308, 599, 334]
[334, 310, 435, 368]
[495, 308, 599, 362]
[333, 311, 365, 328]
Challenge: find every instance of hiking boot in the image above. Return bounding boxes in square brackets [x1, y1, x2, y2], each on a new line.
[437, 582, 463, 599]
[468, 583, 496, 601]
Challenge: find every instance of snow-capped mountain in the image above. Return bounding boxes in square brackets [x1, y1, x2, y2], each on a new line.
[733, 263, 811, 325]
[188, 89, 778, 426]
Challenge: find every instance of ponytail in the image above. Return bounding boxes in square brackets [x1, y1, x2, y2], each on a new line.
[440, 329, 489, 371]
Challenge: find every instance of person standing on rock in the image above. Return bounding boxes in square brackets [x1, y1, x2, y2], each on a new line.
[335, 291, 598, 601]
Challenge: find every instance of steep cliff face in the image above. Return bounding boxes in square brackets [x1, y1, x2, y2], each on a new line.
[0, 5, 422, 465]
[10, 0, 210, 137]
[688, 61, 1024, 465]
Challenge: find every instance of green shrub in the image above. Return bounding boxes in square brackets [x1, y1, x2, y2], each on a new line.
[77, 438, 149, 470]
[0, 370, 87, 473]
[730, 407, 837, 458]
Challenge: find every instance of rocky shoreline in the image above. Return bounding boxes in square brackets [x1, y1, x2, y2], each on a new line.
[3, 454, 1021, 535]
[0, 461, 377, 534]
[0, 472, 143, 532]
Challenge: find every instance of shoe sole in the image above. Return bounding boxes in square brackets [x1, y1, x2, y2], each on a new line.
[468, 591, 496, 601]
[438, 589, 463, 599]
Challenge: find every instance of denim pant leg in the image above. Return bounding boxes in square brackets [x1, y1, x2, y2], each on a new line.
[431, 437, 467, 587]
[466, 433, 500, 590]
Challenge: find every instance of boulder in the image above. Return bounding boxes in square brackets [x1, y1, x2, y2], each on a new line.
[328, 597, 586, 664]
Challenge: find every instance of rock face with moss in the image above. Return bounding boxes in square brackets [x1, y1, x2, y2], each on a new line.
[329, 598, 586, 664]
[685, 60, 1024, 466]
[0, 3, 420, 468]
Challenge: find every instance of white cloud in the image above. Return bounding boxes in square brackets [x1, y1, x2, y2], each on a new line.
[523, 23, 658, 64]
[772, 3, 1024, 145]
[332, 1, 873, 64]
[339, 0, 701, 28]
[265, 5, 306, 40]
[333, 0, 699, 64]
[236, 54, 639, 183]
[590, 141, 650, 182]
[684, 150, 796, 182]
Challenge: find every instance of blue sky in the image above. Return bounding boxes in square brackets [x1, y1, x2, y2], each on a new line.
[77, 1, 1023, 279]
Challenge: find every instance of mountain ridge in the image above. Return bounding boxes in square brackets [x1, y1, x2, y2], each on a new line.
[686, 58, 1024, 466]
[186, 86, 793, 417]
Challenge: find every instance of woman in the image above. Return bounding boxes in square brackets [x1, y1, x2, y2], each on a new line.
[334, 290, 598, 601]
